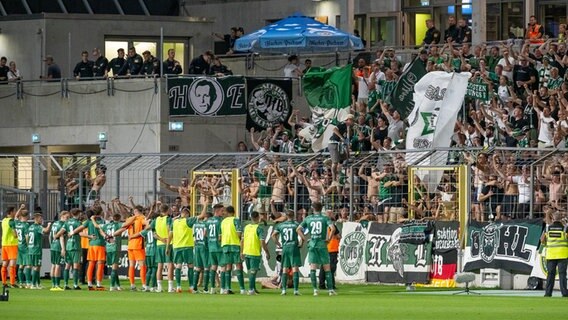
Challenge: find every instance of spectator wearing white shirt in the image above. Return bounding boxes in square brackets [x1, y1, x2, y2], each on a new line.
[7, 61, 21, 82]
[283, 55, 303, 78]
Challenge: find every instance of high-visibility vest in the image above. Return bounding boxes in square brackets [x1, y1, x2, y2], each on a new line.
[172, 218, 194, 249]
[221, 217, 240, 247]
[155, 216, 170, 246]
[1, 218, 17, 246]
[243, 224, 261, 256]
[528, 24, 544, 44]
[545, 223, 568, 260]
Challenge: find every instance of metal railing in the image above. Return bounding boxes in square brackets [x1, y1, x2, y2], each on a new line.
[0, 147, 559, 223]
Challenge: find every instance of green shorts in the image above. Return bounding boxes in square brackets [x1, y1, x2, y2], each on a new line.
[106, 251, 119, 266]
[17, 249, 29, 266]
[145, 254, 157, 268]
[281, 246, 302, 268]
[208, 251, 222, 267]
[50, 251, 64, 265]
[245, 255, 261, 271]
[66, 250, 81, 264]
[173, 247, 194, 265]
[156, 245, 172, 264]
[308, 247, 330, 266]
[194, 246, 209, 269]
[222, 251, 241, 266]
[29, 253, 42, 267]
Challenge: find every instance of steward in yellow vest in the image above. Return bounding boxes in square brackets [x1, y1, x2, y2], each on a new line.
[241, 211, 270, 295]
[542, 211, 568, 297]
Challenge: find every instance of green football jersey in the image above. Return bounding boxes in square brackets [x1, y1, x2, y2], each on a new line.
[275, 221, 299, 248]
[64, 218, 82, 251]
[300, 213, 332, 249]
[101, 221, 123, 253]
[14, 220, 29, 251]
[193, 220, 208, 247]
[50, 220, 65, 251]
[255, 171, 272, 198]
[141, 229, 157, 256]
[27, 224, 44, 255]
[205, 216, 222, 252]
[83, 218, 105, 246]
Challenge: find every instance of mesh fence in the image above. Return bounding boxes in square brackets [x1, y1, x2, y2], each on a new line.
[0, 148, 559, 222]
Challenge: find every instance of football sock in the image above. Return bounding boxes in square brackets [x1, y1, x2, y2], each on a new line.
[73, 268, 79, 286]
[192, 270, 200, 290]
[9, 265, 16, 285]
[128, 266, 135, 286]
[325, 271, 333, 291]
[51, 274, 56, 287]
[281, 272, 288, 291]
[140, 265, 147, 287]
[87, 262, 95, 284]
[151, 268, 157, 288]
[248, 270, 256, 291]
[293, 271, 299, 291]
[187, 267, 194, 289]
[25, 267, 32, 285]
[114, 270, 121, 287]
[236, 269, 245, 290]
[203, 270, 209, 291]
[225, 271, 232, 290]
[1, 266, 6, 284]
[18, 268, 24, 284]
[110, 270, 117, 287]
[210, 270, 216, 289]
[145, 268, 152, 287]
[96, 264, 104, 284]
[63, 269, 69, 286]
[310, 270, 317, 290]
[175, 268, 181, 287]
[220, 271, 226, 290]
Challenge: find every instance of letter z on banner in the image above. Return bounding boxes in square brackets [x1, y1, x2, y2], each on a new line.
[336, 222, 368, 281]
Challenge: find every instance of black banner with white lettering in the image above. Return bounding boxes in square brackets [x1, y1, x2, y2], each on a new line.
[246, 78, 293, 131]
[463, 219, 543, 274]
[430, 221, 459, 287]
[365, 222, 432, 284]
[168, 76, 246, 116]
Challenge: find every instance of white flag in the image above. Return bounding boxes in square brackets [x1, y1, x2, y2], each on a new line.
[405, 72, 471, 192]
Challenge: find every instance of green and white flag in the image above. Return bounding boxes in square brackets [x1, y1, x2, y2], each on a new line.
[388, 57, 427, 120]
[300, 64, 353, 152]
[405, 71, 470, 193]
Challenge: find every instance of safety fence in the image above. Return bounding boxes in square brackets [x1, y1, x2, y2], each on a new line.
[0, 147, 560, 224]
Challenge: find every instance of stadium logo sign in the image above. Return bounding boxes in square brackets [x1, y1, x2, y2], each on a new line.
[188, 78, 225, 116]
[248, 83, 290, 129]
[339, 231, 366, 276]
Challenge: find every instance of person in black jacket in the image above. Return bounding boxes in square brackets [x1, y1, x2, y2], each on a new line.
[422, 20, 441, 46]
[163, 48, 182, 75]
[108, 48, 128, 77]
[126, 47, 143, 76]
[188, 51, 213, 75]
[73, 50, 94, 80]
[457, 18, 472, 44]
[209, 57, 233, 76]
[91, 48, 108, 78]
[444, 16, 459, 43]
[141, 50, 160, 76]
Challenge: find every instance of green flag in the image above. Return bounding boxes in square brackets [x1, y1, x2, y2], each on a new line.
[300, 64, 353, 152]
[303, 64, 352, 109]
[388, 57, 427, 120]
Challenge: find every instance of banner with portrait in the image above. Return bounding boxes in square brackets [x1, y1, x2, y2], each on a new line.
[167, 76, 246, 116]
[246, 78, 293, 131]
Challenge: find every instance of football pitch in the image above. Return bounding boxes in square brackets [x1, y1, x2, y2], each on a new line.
[2, 283, 565, 320]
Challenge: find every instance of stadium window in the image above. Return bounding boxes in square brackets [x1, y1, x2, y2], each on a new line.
[162, 42, 185, 74]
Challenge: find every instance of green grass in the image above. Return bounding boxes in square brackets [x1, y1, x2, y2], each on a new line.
[2, 282, 565, 320]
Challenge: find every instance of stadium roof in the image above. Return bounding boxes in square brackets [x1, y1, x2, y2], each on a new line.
[0, 0, 180, 16]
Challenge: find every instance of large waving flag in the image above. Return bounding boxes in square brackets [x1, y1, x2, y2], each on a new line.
[406, 71, 471, 192]
[300, 64, 352, 151]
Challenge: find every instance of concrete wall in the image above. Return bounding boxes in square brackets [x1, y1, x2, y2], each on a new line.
[0, 19, 45, 81]
[0, 76, 309, 154]
[0, 78, 162, 153]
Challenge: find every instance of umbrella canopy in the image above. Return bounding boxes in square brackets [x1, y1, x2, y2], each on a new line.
[234, 13, 364, 54]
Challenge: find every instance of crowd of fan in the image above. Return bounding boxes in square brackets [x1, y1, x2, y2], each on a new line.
[236, 15, 568, 222]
